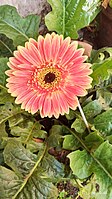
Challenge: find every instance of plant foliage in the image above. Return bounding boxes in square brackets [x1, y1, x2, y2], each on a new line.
[0, 4, 112, 199]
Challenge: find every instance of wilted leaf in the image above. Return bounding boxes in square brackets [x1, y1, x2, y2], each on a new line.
[0, 57, 8, 87]
[45, 0, 101, 38]
[63, 134, 80, 150]
[0, 5, 40, 46]
[94, 109, 112, 136]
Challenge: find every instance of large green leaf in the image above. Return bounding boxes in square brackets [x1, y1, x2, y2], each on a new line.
[94, 109, 112, 136]
[45, 0, 101, 38]
[0, 57, 8, 87]
[68, 150, 93, 179]
[68, 141, 112, 199]
[0, 5, 40, 46]
[2, 139, 59, 199]
[91, 58, 112, 86]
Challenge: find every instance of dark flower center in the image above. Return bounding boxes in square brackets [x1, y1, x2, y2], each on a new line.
[44, 72, 55, 83]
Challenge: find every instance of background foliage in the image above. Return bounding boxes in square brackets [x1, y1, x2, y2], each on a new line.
[0, 3, 112, 199]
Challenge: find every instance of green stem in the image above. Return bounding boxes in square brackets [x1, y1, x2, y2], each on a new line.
[62, 0, 65, 36]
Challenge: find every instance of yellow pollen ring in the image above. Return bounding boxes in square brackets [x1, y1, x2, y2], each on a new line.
[37, 67, 61, 89]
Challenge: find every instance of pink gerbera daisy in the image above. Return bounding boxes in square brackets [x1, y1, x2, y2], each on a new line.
[6, 33, 92, 118]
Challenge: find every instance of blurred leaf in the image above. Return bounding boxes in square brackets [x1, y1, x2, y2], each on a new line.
[68, 150, 93, 179]
[63, 134, 80, 150]
[91, 58, 112, 86]
[94, 109, 112, 136]
[71, 118, 86, 133]
[2, 139, 59, 199]
[0, 89, 14, 104]
[97, 89, 112, 110]
[0, 34, 14, 57]
[78, 175, 110, 199]
[84, 131, 104, 151]
[91, 47, 112, 63]
[65, 109, 76, 120]
[83, 100, 102, 119]
[47, 125, 69, 149]
[0, 5, 40, 46]
[45, 0, 101, 38]
[0, 57, 8, 87]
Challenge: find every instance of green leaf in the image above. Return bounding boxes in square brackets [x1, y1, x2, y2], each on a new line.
[63, 135, 80, 150]
[39, 152, 65, 180]
[0, 34, 14, 58]
[84, 131, 104, 151]
[0, 5, 40, 46]
[71, 118, 86, 133]
[68, 141, 112, 199]
[47, 125, 69, 148]
[45, 0, 101, 38]
[2, 139, 58, 199]
[94, 109, 112, 136]
[0, 57, 8, 87]
[91, 58, 112, 86]
[68, 150, 93, 179]
[83, 100, 102, 119]
[93, 141, 112, 199]
[3, 139, 37, 177]
[0, 166, 23, 199]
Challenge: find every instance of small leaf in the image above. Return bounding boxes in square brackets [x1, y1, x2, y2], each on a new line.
[0, 57, 8, 87]
[68, 150, 93, 179]
[0, 5, 40, 46]
[83, 100, 102, 119]
[91, 58, 112, 86]
[47, 125, 69, 148]
[45, 0, 101, 38]
[97, 89, 112, 110]
[71, 118, 86, 133]
[63, 135, 80, 150]
[94, 109, 112, 136]
[84, 131, 104, 151]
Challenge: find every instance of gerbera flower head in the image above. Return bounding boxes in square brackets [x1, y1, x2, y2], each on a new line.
[6, 33, 92, 118]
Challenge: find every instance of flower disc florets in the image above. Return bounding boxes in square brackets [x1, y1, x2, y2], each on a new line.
[6, 33, 92, 118]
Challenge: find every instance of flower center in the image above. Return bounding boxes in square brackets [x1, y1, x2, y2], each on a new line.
[28, 65, 62, 90]
[44, 72, 56, 83]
